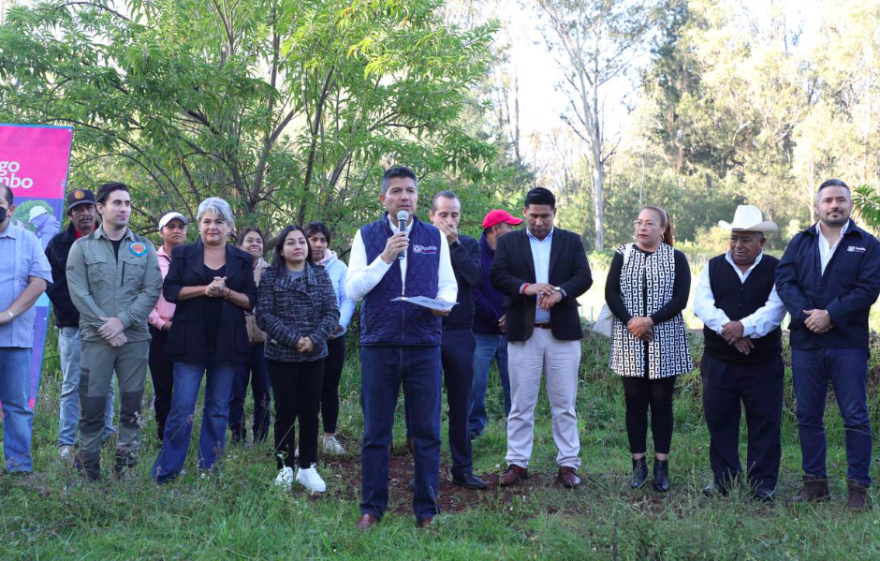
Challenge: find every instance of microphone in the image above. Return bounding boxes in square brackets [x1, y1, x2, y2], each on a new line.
[396, 210, 409, 261]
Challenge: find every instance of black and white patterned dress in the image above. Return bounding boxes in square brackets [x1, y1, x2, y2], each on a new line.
[607, 243, 692, 379]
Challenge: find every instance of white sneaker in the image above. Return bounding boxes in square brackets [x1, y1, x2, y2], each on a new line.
[274, 467, 294, 491]
[323, 436, 346, 456]
[58, 445, 74, 459]
[296, 465, 327, 493]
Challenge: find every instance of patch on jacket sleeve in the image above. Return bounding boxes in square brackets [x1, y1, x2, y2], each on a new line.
[129, 242, 148, 257]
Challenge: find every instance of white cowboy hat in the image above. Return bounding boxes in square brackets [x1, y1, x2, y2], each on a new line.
[718, 205, 778, 233]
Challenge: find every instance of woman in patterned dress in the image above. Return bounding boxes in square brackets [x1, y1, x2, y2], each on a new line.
[605, 206, 692, 492]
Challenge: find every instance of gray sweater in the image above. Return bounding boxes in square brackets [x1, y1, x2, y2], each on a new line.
[256, 262, 339, 362]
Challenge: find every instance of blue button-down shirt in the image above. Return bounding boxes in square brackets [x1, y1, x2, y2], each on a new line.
[0, 222, 53, 348]
[526, 227, 554, 324]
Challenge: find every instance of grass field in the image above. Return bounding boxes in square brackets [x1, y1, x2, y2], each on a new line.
[4, 329, 880, 560]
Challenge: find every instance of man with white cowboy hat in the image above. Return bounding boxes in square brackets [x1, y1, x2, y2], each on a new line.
[694, 204, 786, 501]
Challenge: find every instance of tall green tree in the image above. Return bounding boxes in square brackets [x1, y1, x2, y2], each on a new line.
[0, 0, 500, 242]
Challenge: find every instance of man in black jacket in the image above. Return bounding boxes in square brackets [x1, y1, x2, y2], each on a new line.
[45, 189, 115, 458]
[776, 178, 880, 509]
[423, 191, 487, 489]
[490, 187, 593, 488]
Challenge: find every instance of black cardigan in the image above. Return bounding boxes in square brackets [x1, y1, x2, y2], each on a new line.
[162, 241, 257, 363]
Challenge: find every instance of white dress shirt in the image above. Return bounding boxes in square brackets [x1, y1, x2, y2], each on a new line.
[525, 227, 554, 324]
[693, 251, 786, 338]
[345, 216, 457, 303]
[818, 220, 848, 276]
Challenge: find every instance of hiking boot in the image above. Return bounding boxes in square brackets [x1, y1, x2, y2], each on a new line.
[74, 450, 102, 482]
[847, 479, 870, 510]
[114, 449, 135, 470]
[790, 475, 831, 503]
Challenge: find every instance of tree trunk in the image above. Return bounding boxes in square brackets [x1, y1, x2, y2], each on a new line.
[592, 146, 604, 252]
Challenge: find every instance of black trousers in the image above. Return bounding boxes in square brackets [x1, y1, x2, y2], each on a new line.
[701, 353, 783, 492]
[622, 375, 676, 455]
[148, 325, 175, 441]
[268, 359, 324, 470]
[404, 328, 476, 476]
[229, 343, 271, 443]
[320, 335, 346, 434]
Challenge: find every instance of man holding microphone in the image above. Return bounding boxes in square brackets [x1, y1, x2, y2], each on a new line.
[346, 166, 457, 530]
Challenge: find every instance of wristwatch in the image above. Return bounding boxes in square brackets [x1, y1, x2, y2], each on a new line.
[552, 286, 567, 297]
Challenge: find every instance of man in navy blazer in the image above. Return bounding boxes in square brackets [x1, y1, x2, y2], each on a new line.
[490, 187, 592, 489]
[776, 178, 880, 509]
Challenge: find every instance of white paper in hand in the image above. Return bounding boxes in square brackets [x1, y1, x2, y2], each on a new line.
[392, 296, 457, 312]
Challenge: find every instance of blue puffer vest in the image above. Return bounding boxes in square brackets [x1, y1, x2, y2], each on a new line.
[359, 215, 442, 346]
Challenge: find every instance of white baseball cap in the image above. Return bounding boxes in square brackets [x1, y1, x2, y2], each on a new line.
[158, 212, 188, 230]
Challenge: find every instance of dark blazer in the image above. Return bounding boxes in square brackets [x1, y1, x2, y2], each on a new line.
[490, 227, 593, 342]
[44, 223, 81, 328]
[162, 241, 258, 363]
[776, 219, 880, 351]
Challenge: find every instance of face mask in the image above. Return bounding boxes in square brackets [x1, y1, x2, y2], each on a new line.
[0, 207, 7, 224]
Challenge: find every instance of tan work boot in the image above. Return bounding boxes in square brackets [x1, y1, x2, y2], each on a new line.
[790, 474, 831, 503]
[847, 479, 870, 510]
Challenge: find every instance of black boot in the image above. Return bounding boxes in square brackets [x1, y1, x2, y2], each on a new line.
[653, 459, 669, 492]
[631, 458, 648, 489]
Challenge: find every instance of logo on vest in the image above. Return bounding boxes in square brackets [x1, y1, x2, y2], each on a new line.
[412, 244, 438, 254]
[847, 246, 867, 253]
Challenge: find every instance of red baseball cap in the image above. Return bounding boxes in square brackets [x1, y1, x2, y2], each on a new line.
[482, 209, 524, 230]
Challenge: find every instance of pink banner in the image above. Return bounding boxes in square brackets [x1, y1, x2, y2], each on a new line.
[0, 124, 74, 410]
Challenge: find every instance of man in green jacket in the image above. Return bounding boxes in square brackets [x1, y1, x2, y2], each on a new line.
[66, 182, 162, 480]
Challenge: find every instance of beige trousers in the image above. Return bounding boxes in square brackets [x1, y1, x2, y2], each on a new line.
[505, 328, 582, 469]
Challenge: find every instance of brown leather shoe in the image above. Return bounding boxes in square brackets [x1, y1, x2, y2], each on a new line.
[847, 479, 870, 510]
[557, 466, 582, 488]
[499, 464, 528, 487]
[416, 517, 433, 529]
[790, 475, 831, 503]
[355, 514, 380, 530]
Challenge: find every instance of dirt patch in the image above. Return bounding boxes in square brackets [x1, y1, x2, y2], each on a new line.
[321, 448, 553, 515]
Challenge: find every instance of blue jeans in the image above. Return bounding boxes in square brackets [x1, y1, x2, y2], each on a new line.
[57, 327, 115, 446]
[360, 345, 441, 521]
[792, 347, 872, 486]
[151, 360, 237, 481]
[228, 344, 271, 443]
[469, 332, 511, 436]
[0, 348, 33, 472]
